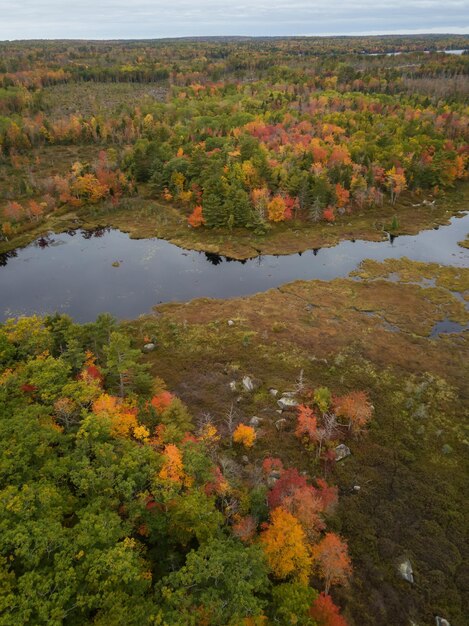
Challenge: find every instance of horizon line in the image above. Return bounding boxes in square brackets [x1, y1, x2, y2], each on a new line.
[2, 31, 469, 44]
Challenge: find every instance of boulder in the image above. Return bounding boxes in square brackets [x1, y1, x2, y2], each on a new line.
[242, 376, 255, 392]
[227, 320, 235, 327]
[335, 444, 351, 461]
[142, 343, 156, 353]
[398, 559, 414, 584]
[249, 416, 262, 427]
[435, 618, 450, 626]
[269, 388, 279, 397]
[277, 396, 299, 410]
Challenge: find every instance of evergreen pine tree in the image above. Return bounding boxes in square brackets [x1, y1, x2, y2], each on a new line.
[224, 178, 254, 228]
[202, 168, 229, 228]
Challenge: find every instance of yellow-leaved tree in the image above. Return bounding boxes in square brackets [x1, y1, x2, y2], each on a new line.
[260, 508, 312, 583]
[233, 423, 256, 448]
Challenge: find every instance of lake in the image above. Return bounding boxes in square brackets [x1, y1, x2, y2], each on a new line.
[363, 49, 467, 56]
[0, 213, 468, 323]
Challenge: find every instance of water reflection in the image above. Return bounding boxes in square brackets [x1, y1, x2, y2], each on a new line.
[35, 235, 55, 249]
[0, 249, 18, 267]
[81, 227, 110, 239]
[205, 252, 223, 265]
[0, 213, 467, 323]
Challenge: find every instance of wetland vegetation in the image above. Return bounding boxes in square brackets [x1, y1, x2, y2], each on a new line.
[0, 36, 468, 626]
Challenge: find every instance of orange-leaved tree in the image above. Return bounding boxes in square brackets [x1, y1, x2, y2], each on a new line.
[334, 390, 373, 433]
[187, 205, 205, 227]
[92, 393, 149, 441]
[267, 195, 287, 222]
[232, 515, 257, 544]
[159, 443, 185, 483]
[335, 183, 350, 208]
[282, 487, 325, 543]
[233, 423, 256, 448]
[260, 507, 312, 583]
[311, 532, 352, 594]
[295, 404, 318, 442]
[309, 592, 348, 626]
[151, 391, 174, 412]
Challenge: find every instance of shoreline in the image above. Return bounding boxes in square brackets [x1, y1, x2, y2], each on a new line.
[1, 182, 468, 260]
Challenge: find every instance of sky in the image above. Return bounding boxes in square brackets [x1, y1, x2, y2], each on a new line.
[1, 0, 469, 40]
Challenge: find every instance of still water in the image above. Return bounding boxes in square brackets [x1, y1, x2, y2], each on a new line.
[0, 213, 468, 322]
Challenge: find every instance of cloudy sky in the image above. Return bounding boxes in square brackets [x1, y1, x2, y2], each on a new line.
[1, 0, 469, 40]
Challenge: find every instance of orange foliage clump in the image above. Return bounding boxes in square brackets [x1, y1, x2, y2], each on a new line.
[262, 457, 284, 476]
[328, 145, 351, 167]
[232, 515, 257, 544]
[295, 404, 318, 441]
[310, 138, 328, 163]
[26, 200, 44, 221]
[233, 423, 256, 448]
[323, 207, 335, 222]
[92, 393, 149, 441]
[334, 391, 373, 432]
[92, 393, 118, 415]
[309, 593, 348, 626]
[311, 532, 352, 594]
[4, 201, 23, 222]
[282, 488, 325, 542]
[283, 195, 297, 220]
[261, 507, 312, 583]
[187, 205, 205, 227]
[151, 391, 174, 412]
[71, 172, 109, 203]
[204, 466, 228, 496]
[267, 195, 287, 222]
[159, 443, 184, 482]
[335, 184, 350, 208]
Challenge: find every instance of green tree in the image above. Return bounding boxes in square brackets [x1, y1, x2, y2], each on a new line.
[104, 331, 150, 397]
[271, 582, 317, 626]
[225, 176, 254, 228]
[155, 537, 269, 625]
[201, 166, 229, 228]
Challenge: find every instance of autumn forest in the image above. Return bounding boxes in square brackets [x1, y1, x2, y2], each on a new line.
[0, 35, 468, 626]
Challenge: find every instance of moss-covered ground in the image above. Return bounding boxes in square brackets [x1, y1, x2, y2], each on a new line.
[124, 260, 468, 626]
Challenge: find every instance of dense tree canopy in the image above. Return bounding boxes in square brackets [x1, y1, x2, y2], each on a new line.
[0, 36, 468, 242]
[0, 314, 356, 624]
